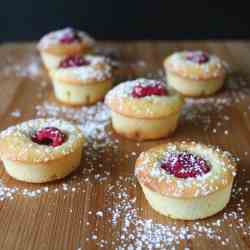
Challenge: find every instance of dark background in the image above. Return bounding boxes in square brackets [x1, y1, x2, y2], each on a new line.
[1, 0, 250, 41]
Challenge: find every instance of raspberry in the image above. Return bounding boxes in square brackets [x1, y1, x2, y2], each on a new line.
[186, 51, 209, 64]
[161, 152, 210, 179]
[59, 28, 81, 43]
[132, 84, 167, 98]
[59, 55, 89, 68]
[31, 127, 65, 147]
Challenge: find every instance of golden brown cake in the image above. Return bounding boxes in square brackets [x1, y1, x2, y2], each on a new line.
[50, 54, 113, 105]
[164, 51, 226, 97]
[105, 78, 184, 140]
[0, 118, 85, 183]
[135, 141, 237, 220]
[37, 27, 95, 71]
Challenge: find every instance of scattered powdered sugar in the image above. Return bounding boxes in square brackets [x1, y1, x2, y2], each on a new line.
[0, 180, 64, 201]
[10, 109, 22, 118]
[96, 211, 103, 217]
[182, 97, 231, 131]
[181, 74, 250, 132]
[0, 184, 18, 200]
[0, 52, 43, 79]
[1, 44, 250, 249]
[85, 174, 250, 249]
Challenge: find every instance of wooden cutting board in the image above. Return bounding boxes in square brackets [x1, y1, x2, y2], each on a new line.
[0, 41, 250, 250]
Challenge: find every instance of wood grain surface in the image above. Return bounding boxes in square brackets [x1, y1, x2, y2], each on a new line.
[0, 41, 250, 250]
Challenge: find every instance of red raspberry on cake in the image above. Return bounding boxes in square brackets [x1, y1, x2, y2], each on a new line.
[132, 83, 168, 98]
[59, 55, 90, 68]
[59, 28, 81, 44]
[186, 51, 209, 64]
[31, 127, 66, 147]
[160, 151, 210, 178]
[105, 78, 184, 140]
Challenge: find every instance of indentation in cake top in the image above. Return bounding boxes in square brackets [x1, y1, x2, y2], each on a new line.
[160, 151, 211, 179]
[59, 55, 90, 68]
[186, 51, 210, 64]
[31, 127, 66, 147]
[107, 78, 168, 98]
[132, 81, 168, 98]
[59, 27, 81, 44]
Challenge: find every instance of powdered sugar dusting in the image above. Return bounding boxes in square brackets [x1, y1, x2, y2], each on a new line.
[0, 52, 43, 79]
[53, 55, 112, 82]
[10, 109, 22, 118]
[181, 74, 250, 132]
[37, 27, 95, 50]
[85, 174, 250, 249]
[1, 43, 250, 249]
[106, 78, 167, 98]
[136, 142, 237, 198]
[166, 50, 225, 80]
[0, 118, 85, 162]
